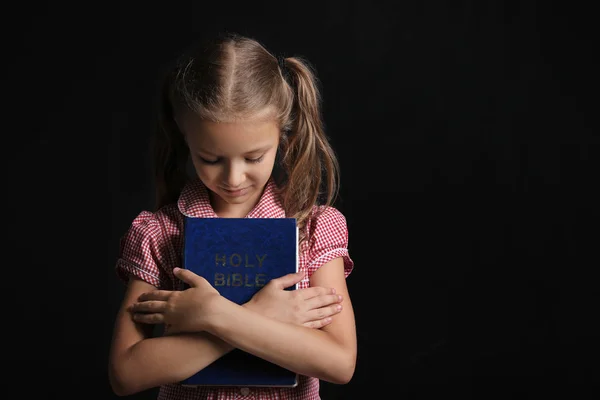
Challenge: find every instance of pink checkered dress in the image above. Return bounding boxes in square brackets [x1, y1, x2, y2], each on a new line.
[115, 178, 354, 400]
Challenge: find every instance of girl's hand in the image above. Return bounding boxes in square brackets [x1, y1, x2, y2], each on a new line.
[244, 270, 343, 329]
[128, 267, 223, 334]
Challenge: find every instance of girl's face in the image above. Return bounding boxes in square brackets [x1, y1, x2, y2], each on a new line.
[177, 111, 280, 217]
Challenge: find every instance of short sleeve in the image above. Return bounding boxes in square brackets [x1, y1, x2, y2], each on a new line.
[306, 206, 354, 278]
[115, 211, 172, 289]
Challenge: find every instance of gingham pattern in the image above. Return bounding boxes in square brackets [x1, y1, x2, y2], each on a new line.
[115, 178, 354, 400]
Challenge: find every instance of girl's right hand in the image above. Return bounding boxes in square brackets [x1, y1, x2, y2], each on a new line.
[244, 270, 343, 329]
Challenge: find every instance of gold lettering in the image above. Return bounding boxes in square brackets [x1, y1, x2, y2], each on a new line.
[214, 273, 225, 286]
[214, 273, 268, 287]
[215, 254, 267, 267]
[231, 273, 242, 286]
[256, 254, 267, 268]
[215, 254, 226, 267]
[230, 254, 242, 267]
[255, 273, 266, 287]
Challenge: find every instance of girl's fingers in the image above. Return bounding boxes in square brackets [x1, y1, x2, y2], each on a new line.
[304, 303, 343, 323]
[303, 317, 333, 329]
[270, 270, 305, 290]
[138, 290, 173, 301]
[129, 300, 167, 313]
[296, 286, 336, 300]
[132, 313, 165, 324]
[305, 294, 342, 310]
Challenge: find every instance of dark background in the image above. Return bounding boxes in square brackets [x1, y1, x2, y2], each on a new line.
[6, 1, 598, 399]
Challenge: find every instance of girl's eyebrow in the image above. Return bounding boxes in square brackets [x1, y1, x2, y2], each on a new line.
[244, 145, 272, 154]
[196, 145, 272, 157]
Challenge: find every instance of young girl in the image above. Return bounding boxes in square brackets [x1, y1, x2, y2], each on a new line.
[108, 32, 356, 400]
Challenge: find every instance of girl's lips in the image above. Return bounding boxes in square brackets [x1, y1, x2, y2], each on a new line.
[221, 186, 250, 197]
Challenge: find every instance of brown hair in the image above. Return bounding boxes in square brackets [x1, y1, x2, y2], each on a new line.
[152, 32, 340, 240]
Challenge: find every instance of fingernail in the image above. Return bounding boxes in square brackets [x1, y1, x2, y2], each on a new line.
[337, 304, 342, 311]
[173, 267, 180, 273]
[331, 288, 336, 294]
[338, 295, 342, 301]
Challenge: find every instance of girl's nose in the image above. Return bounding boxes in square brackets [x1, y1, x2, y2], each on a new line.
[223, 161, 245, 188]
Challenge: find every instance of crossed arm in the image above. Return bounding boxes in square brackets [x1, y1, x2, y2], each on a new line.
[108, 257, 356, 396]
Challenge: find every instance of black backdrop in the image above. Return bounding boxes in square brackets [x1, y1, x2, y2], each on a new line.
[6, 1, 598, 399]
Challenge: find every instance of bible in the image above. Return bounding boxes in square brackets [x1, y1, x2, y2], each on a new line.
[180, 216, 299, 387]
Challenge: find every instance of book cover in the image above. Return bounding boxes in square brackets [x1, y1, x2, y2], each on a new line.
[180, 217, 299, 387]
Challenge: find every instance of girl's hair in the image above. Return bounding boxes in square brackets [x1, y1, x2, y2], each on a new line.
[152, 32, 340, 240]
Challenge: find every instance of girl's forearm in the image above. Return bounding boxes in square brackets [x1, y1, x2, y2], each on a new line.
[113, 332, 233, 396]
[208, 299, 355, 384]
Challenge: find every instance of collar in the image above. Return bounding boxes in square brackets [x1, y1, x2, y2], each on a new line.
[177, 178, 286, 219]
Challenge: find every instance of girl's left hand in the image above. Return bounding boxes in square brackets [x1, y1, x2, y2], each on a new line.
[128, 267, 222, 334]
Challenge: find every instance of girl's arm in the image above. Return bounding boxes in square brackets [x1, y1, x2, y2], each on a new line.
[205, 257, 357, 384]
[109, 273, 342, 396]
[108, 277, 234, 396]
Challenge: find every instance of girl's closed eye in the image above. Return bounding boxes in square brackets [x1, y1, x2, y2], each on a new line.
[199, 157, 220, 165]
[247, 155, 264, 163]
[198, 155, 264, 164]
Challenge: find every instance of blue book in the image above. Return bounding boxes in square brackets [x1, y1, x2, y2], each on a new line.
[180, 217, 299, 388]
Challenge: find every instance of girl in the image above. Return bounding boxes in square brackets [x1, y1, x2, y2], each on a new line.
[108, 32, 356, 400]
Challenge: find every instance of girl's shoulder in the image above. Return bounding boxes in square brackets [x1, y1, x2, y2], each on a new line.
[305, 205, 350, 242]
[124, 203, 184, 238]
[303, 205, 354, 274]
[116, 204, 183, 288]
[308, 205, 348, 226]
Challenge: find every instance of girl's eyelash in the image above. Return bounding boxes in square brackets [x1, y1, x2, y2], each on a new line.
[247, 155, 264, 163]
[200, 157, 219, 164]
[199, 155, 264, 164]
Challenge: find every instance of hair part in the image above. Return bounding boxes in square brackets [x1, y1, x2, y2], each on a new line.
[152, 32, 340, 242]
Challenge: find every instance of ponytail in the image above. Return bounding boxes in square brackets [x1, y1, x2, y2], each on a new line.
[278, 57, 340, 242]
